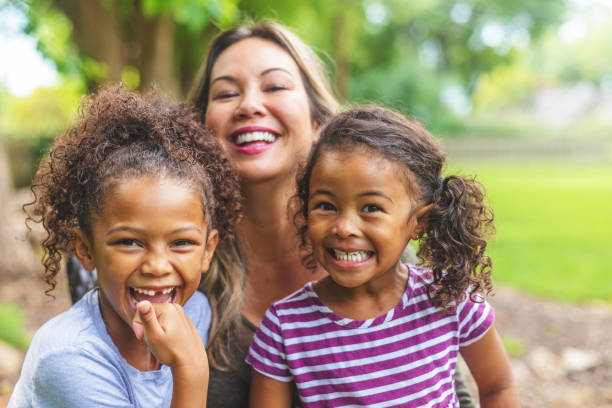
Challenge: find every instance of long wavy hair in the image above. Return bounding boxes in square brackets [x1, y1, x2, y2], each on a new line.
[189, 20, 341, 370]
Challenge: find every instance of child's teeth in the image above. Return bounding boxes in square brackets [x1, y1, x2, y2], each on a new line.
[332, 249, 369, 262]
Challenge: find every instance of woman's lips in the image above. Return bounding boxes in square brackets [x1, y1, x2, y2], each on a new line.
[229, 127, 279, 155]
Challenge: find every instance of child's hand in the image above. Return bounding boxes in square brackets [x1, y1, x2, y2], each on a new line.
[131, 300, 208, 373]
[132, 301, 209, 407]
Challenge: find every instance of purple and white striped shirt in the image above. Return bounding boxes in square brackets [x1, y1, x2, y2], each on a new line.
[246, 265, 494, 407]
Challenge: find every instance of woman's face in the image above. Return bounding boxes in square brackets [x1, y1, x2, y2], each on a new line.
[205, 37, 318, 183]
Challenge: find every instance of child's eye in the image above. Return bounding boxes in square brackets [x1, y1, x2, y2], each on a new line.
[362, 204, 381, 213]
[114, 238, 140, 247]
[314, 202, 336, 211]
[172, 239, 196, 247]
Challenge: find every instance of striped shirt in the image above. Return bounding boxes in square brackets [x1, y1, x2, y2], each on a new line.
[246, 265, 494, 408]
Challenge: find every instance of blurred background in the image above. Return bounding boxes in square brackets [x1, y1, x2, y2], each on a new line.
[1, 0, 611, 406]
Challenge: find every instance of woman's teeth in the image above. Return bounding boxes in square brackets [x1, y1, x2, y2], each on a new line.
[234, 131, 276, 145]
[331, 249, 371, 262]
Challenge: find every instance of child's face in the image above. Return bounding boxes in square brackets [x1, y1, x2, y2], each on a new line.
[307, 150, 423, 289]
[74, 176, 218, 333]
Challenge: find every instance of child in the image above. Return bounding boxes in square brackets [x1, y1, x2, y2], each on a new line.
[9, 85, 241, 407]
[246, 106, 519, 407]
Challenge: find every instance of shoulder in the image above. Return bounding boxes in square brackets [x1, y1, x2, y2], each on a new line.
[29, 290, 102, 353]
[183, 290, 212, 343]
[267, 283, 315, 320]
[14, 343, 132, 407]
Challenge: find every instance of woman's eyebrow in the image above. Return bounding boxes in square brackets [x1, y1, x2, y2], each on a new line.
[260, 67, 293, 77]
[210, 75, 236, 86]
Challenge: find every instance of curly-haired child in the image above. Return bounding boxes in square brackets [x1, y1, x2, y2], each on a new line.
[9, 85, 241, 408]
[246, 106, 519, 407]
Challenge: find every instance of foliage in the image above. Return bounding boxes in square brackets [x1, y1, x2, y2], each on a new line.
[9, 0, 567, 119]
[501, 335, 525, 357]
[0, 302, 30, 349]
[0, 78, 84, 140]
[449, 160, 612, 303]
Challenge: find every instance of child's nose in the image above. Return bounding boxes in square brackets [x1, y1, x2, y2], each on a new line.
[141, 251, 173, 276]
[332, 213, 359, 238]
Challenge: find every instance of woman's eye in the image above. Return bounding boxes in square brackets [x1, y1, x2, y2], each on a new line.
[314, 202, 336, 211]
[362, 204, 381, 213]
[213, 92, 237, 100]
[266, 85, 287, 92]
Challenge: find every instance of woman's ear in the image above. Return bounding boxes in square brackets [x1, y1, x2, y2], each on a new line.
[410, 203, 434, 240]
[72, 228, 96, 271]
[311, 120, 322, 144]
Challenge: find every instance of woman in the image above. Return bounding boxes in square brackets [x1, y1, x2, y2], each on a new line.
[189, 21, 476, 407]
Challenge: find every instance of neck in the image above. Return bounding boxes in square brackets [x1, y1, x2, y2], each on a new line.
[239, 177, 327, 325]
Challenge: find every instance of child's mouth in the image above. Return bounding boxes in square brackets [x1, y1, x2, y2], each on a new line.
[328, 248, 374, 262]
[129, 287, 177, 306]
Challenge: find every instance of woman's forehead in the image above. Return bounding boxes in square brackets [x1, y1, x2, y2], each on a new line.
[211, 37, 300, 79]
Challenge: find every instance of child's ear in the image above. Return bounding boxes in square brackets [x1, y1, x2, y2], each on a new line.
[410, 203, 434, 240]
[201, 229, 219, 274]
[72, 228, 96, 271]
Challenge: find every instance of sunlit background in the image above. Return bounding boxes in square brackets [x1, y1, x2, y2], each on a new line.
[1, 0, 611, 405]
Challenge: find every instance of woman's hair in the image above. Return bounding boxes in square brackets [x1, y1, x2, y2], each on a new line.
[188, 20, 340, 126]
[295, 106, 494, 310]
[188, 20, 341, 370]
[26, 84, 243, 341]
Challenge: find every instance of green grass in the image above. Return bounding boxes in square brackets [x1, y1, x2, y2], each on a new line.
[0, 302, 30, 349]
[501, 335, 526, 357]
[448, 160, 612, 303]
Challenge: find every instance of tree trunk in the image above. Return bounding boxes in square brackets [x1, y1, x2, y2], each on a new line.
[0, 141, 40, 280]
[136, 13, 180, 96]
[333, 1, 350, 99]
[53, 0, 181, 97]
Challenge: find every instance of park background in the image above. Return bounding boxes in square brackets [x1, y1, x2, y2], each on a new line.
[0, 0, 611, 406]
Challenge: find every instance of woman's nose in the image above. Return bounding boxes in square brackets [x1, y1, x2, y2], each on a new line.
[141, 251, 173, 276]
[234, 88, 265, 119]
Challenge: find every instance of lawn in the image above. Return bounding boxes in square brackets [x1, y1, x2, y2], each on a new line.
[448, 159, 612, 303]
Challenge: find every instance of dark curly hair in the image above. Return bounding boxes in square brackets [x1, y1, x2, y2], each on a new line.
[295, 106, 494, 310]
[25, 84, 242, 295]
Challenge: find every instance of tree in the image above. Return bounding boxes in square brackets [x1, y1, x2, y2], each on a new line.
[11, 0, 567, 118]
[13, 0, 240, 96]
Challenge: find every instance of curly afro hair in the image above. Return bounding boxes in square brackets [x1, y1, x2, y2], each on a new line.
[26, 84, 242, 293]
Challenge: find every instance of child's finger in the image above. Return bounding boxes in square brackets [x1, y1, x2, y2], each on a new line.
[134, 300, 164, 341]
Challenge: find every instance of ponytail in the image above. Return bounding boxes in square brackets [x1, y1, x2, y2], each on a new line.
[418, 174, 494, 311]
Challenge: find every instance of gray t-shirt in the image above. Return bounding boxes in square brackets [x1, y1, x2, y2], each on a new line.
[9, 288, 211, 408]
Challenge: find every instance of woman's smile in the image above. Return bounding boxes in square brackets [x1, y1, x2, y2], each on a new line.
[205, 37, 317, 182]
[230, 126, 280, 155]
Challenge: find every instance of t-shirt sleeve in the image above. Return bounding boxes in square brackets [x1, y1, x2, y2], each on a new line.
[31, 349, 134, 407]
[244, 306, 292, 382]
[185, 290, 212, 347]
[457, 295, 495, 347]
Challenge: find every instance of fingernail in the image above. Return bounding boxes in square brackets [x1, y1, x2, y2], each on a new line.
[138, 300, 151, 313]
